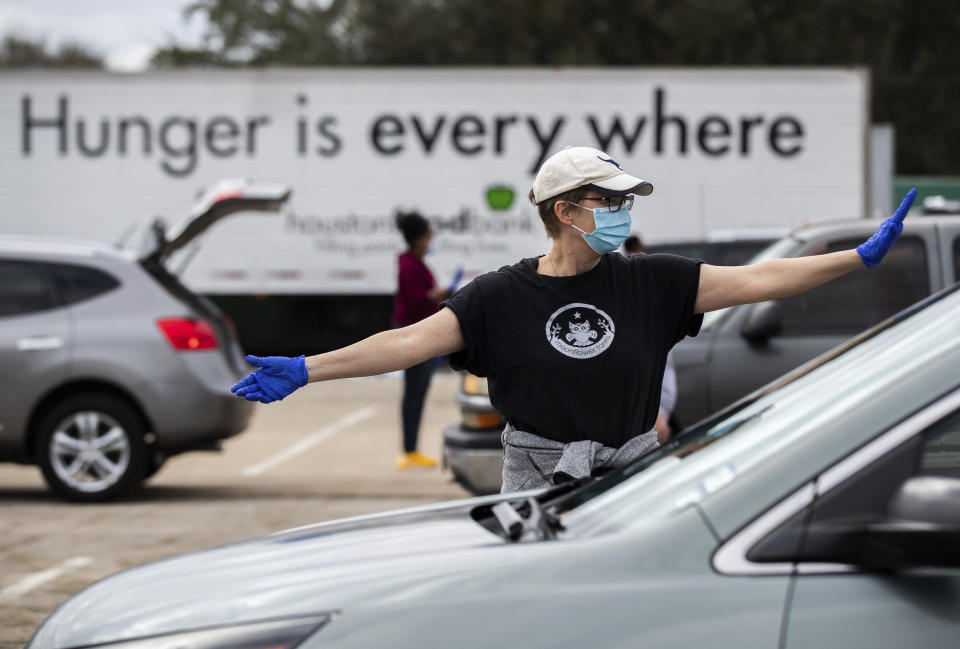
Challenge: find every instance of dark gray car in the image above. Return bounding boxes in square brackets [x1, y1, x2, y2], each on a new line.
[672, 214, 960, 426]
[28, 283, 960, 649]
[0, 180, 290, 501]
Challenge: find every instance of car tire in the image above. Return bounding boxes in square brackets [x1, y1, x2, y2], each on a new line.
[35, 393, 148, 502]
[144, 452, 167, 479]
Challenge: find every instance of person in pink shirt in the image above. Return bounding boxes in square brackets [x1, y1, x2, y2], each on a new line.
[392, 212, 457, 469]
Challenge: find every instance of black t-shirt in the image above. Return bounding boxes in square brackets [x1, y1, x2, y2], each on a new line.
[442, 252, 703, 447]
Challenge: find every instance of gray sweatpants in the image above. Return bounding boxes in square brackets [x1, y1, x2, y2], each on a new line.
[500, 423, 659, 493]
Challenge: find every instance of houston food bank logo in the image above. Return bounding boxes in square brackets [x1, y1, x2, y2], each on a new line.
[546, 302, 615, 359]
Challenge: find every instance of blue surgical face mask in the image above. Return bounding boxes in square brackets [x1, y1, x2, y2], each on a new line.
[570, 204, 632, 254]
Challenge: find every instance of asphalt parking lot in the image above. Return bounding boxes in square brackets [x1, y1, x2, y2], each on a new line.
[0, 370, 469, 649]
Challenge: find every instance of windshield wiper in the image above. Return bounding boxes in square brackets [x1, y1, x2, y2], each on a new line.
[491, 497, 565, 542]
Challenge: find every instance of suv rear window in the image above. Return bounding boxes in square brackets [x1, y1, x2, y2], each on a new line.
[0, 259, 56, 317]
[777, 236, 929, 335]
[50, 263, 120, 306]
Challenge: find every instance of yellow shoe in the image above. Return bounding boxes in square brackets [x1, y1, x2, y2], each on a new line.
[408, 451, 437, 467]
[395, 451, 437, 470]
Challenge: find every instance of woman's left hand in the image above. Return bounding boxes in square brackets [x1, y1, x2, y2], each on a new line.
[856, 188, 916, 268]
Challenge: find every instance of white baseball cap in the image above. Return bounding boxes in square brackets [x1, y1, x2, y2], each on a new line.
[531, 146, 653, 203]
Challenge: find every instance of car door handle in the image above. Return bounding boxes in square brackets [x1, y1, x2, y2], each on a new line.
[17, 336, 64, 351]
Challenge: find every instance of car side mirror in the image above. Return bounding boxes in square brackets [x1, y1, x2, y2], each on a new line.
[792, 476, 960, 570]
[858, 476, 960, 569]
[740, 301, 783, 343]
[888, 475, 960, 524]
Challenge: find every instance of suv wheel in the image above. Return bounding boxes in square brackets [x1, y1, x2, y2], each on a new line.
[35, 393, 148, 502]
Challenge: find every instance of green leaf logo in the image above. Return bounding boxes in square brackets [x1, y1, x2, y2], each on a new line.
[486, 185, 515, 211]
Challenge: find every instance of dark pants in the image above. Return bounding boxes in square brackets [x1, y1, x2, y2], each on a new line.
[401, 358, 436, 453]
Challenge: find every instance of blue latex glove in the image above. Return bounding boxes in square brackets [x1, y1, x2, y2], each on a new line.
[447, 266, 464, 293]
[856, 188, 916, 268]
[231, 355, 308, 403]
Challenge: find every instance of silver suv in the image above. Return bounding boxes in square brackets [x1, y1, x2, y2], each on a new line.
[672, 211, 960, 426]
[0, 180, 290, 501]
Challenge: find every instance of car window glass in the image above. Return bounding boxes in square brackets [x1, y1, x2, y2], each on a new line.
[919, 408, 960, 478]
[777, 236, 929, 335]
[747, 405, 960, 563]
[772, 404, 960, 537]
[0, 259, 56, 317]
[50, 263, 120, 306]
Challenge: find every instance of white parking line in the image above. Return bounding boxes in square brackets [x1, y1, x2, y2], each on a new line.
[242, 406, 378, 477]
[0, 556, 93, 604]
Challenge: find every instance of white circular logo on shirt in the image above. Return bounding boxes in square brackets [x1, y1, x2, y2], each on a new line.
[545, 302, 615, 359]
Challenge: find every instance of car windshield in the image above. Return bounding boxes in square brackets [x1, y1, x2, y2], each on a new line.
[700, 235, 801, 331]
[557, 284, 960, 534]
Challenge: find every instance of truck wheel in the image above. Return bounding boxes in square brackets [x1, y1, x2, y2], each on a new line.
[35, 393, 148, 502]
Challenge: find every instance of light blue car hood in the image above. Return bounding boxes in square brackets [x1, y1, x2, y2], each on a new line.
[31, 493, 545, 649]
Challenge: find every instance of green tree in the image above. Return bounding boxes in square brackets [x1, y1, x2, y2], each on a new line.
[0, 34, 103, 68]
[151, 0, 349, 67]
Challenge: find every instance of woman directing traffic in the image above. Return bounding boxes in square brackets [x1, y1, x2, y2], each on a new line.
[232, 146, 916, 493]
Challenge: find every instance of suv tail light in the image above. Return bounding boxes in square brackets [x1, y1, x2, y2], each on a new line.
[157, 318, 218, 351]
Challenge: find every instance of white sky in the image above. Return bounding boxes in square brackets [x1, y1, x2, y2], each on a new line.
[0, 0, 209, 71]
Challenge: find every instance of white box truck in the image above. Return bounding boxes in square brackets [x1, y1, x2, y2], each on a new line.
[0, 67, 869, 350]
